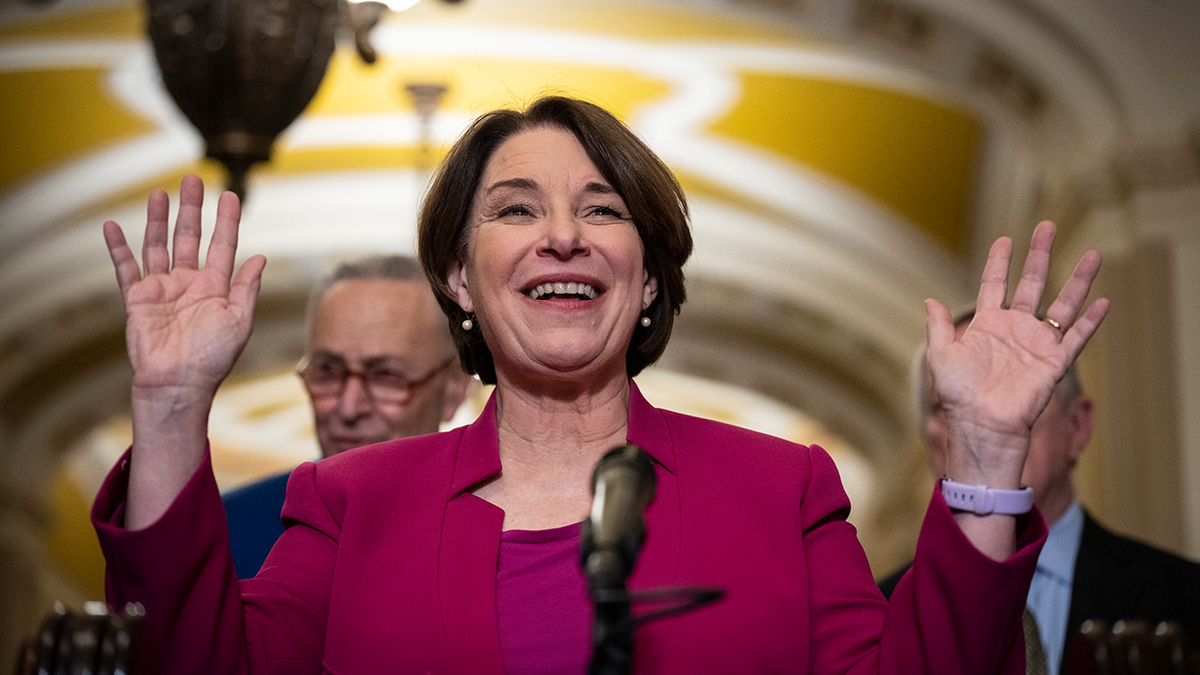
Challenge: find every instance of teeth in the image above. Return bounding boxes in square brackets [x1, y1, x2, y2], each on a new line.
[527, 282, 598, 299]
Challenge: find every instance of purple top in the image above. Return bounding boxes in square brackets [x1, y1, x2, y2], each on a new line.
[497, 522, 591, 674]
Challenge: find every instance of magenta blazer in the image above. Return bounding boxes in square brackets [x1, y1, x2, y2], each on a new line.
[94, 381, 1045, 674]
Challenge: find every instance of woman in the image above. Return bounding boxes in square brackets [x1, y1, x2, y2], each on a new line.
[93, 96, 1107, 674]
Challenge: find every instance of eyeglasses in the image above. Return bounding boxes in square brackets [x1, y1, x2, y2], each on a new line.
[296, 354, 455, 404]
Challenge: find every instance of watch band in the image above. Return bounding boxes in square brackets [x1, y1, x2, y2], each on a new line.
[940, 479, 1034, 515]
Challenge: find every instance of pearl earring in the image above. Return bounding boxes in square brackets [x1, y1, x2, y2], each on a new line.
[640, 316, 652, 327]
[462, 317, 474, 331]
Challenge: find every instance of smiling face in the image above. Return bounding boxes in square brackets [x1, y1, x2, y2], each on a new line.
[446, 126, 658, 390]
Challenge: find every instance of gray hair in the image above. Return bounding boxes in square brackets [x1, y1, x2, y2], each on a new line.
[305, 255, 428, 335]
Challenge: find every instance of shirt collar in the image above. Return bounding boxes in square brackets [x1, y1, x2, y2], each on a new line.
[1036, 500, 1084, 585]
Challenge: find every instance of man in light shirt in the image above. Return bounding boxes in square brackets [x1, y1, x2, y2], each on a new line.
[222, 255, 472, 579]
[878, 311, 1200, 675]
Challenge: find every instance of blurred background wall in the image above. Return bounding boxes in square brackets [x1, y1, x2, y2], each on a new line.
[2, 0, 1198, 664]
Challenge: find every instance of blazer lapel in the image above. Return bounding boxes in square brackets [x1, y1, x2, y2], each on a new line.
[626, 380, 682, 588]
[439, 393, 505, 675]
[625, 381, 684, 669]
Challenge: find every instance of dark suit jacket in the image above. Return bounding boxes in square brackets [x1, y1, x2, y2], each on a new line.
[877, 509, 1200, 674]
[1062, 511, 1200, 673]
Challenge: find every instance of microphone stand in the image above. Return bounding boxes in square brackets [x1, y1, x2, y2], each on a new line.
[582, 444, 655, 675]
[581, 445, 724, 675]
[587, 570, 636, 675]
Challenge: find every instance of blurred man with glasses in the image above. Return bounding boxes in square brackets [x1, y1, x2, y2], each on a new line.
[223, 255, 472, 578]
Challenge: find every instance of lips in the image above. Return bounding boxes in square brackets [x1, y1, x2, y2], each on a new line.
[525, 280, 600, 300]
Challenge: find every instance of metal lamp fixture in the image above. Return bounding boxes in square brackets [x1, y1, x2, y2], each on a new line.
[146, 0, 461, 200]
[146, 0, 340, 199]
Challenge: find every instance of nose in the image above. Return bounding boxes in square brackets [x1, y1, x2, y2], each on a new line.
[540, 209, 587, 260]
[336, 372, 374, 421]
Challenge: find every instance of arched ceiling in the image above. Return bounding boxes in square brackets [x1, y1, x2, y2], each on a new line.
[2, 0, 1193, 486]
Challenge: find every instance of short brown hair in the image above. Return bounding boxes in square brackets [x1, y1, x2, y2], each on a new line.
[418, 96, 693, 384]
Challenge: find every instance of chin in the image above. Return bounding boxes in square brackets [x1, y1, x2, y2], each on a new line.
[536, 344, 618, 371]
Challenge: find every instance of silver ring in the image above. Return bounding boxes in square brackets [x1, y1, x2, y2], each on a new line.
[1044, 317, 1065, 334]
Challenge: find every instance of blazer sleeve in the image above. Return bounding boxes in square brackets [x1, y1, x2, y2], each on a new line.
[878, 486, 1046, 673]
[92, 448, 340, 675]
[801, 447, 1047, 674]
[92, 447, 252, 675]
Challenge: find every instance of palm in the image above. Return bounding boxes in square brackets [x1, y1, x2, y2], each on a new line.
[123, 268, 250, 389]
[926, 222, 1108, 475]
[104, 175, 265, 396]
[932, 307, 1069, 435]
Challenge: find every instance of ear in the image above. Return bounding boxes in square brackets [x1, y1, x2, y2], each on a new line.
[446, 257, 474, 313]
[641, 269, 659, 310]
[1066, 396, 1094, 462]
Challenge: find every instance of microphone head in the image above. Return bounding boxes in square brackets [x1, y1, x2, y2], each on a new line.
[589, 444, 656, 496]
[583, 444, 657, 590]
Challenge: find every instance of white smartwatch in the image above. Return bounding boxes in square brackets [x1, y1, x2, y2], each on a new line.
[940, 479, 1034, 516]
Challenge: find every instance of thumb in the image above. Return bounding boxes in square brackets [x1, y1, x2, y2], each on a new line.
[230, 254, 267, 318]
[925, 298, 954, 351]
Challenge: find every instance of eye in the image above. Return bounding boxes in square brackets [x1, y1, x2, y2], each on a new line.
[368, 368, 409, 388]
[306, 358, 346, 384]
[498, 204, 534, 218]
[586, 205, 627, 220]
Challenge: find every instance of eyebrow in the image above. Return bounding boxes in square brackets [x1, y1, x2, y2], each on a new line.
[311, 351, 410, 367]
[483, 179, 617, 196]
[485, 178, 538, 195]
[583, 181, 617, 195]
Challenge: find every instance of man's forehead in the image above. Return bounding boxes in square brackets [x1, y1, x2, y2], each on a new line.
[309, 278, 448, 352]
[315, 279, 439, 321]
[323, 276, 430, 302]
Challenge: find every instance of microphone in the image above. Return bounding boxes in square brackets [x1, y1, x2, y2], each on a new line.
[582, 444, 657, 591]
[581, 445, 724, 674]
[582, 444, 656, 675]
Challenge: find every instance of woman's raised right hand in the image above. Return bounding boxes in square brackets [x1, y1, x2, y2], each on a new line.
[104, 174, 265, 529]
[104, 174, 265, 402]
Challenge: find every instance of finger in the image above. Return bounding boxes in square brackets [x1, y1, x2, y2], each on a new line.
[229, 254, 267, 319]
[975, 236, 1014, 310]
[1060, 297, 1109, 361]
[1044, 249, 1102, 328]
[925, 298, 954, 351]
[104, 220, 142, 299]
[1009, 221, 1055, 314]
[171, 174, 205, 271]
[141, 188, 170, 275]
[205, 191, 242, 283]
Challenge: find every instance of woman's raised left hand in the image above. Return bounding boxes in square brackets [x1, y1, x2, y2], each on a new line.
[925, 221, 1108, 492]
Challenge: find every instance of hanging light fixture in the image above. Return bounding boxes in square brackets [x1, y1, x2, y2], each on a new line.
[146, 0, 339, 200]
[146, 0, 460, 200]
